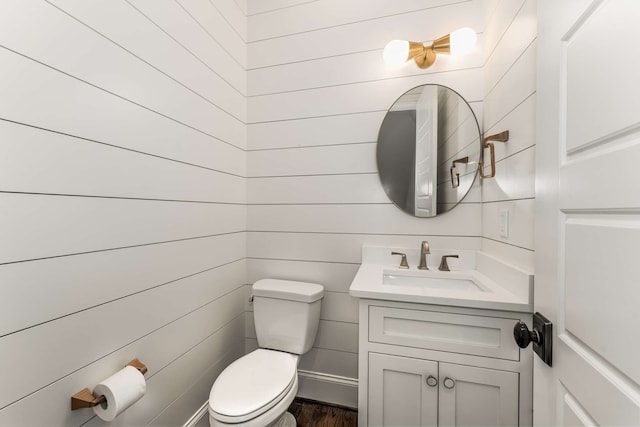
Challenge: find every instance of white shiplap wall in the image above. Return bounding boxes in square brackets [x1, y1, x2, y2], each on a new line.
[481, 0, 537, 272]
[0, 0, 538, 422]
[0, 1, 247, 426]
[246, 0, 486, 407]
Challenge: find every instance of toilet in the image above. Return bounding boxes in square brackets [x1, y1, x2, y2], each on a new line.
[208, 279, 324, 427]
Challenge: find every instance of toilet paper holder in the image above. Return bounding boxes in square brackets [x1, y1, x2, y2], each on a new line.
[71, 358, 147, 410]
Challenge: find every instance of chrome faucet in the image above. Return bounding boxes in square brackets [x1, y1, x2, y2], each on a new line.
[417, 241, 430, 270]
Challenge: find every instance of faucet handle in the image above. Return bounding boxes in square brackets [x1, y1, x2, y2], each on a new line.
[391, 252, 409, 269]
[438, 255, 459, 271]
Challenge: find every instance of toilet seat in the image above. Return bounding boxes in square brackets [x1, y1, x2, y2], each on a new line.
[209, 349, 298, 424]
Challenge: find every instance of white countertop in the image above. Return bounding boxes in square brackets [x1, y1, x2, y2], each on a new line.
[349, 247, 533, 313]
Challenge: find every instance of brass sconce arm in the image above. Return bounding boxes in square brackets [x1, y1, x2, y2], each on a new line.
[411, 34, 450, 69]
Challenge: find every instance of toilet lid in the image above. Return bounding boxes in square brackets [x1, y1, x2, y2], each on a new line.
[209, 349, 297, 422]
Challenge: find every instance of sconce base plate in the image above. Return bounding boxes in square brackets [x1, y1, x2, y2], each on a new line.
[414, 48, 437, 69]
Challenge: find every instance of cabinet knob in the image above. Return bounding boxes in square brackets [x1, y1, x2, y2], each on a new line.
[425, 375, 438, 387]
[443, 377, 456, 389]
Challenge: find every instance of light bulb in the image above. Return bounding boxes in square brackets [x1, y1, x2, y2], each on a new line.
[449, 27, 477, 57]
[383, 40, 410, 66]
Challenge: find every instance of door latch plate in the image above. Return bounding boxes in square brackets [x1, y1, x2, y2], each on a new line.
[532, 312, 552, 366]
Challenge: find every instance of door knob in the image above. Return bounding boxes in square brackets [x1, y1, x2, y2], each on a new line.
[513, 321, 540, 348]
[513, 312, 553, 367]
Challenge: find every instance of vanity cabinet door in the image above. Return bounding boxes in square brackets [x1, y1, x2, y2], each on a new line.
[368, 353, 438, 426]
[438, 363, 519, 427]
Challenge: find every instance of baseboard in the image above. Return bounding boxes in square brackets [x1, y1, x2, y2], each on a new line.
[182, 401, 208, 427]
[296, 370, 358, 409]
[182, 370, 359, 426]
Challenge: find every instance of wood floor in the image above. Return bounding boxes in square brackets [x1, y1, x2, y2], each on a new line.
[288, 398, 358, 427]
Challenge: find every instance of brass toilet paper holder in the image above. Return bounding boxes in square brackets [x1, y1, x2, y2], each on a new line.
[71, 358, 147, 410]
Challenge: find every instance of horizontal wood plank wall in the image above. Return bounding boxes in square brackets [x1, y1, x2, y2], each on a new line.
[0, 1, 247, 426]
[481, 0, 536, 272]
[246, 0, 485, 407]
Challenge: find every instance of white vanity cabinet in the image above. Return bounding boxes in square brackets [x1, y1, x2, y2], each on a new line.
[358, 300, 532, 427]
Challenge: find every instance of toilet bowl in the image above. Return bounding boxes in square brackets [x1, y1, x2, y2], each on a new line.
[208, 279, 324, 427]
[209, 350, 299, 427]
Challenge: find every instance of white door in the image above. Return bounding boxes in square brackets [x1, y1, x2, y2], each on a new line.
[535, 0, 640, 425]
[368, 353, 438, 426]
[414, 86, 438, 216]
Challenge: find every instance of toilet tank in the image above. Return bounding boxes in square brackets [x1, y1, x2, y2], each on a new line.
[252, 279, 324, 355]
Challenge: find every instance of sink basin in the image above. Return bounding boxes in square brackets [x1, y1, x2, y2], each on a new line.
[348, 247, 533, 311]
[382, 270, 487, 292]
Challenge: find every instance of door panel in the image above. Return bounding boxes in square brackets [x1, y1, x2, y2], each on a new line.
[559, 384, 598, 426]
[368, 353, 438, 426]
[557, 341, 639, 426]
[536, 0, 640, 425]
[564, 0, 640, 150]
[564, 215, 640, 383]
[438, 363, 518, 427]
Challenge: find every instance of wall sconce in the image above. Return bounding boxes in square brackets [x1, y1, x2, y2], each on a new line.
[383, 27, 477, 69]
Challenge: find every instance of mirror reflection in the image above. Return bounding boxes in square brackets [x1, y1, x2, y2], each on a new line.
[377, 84, 481, 217]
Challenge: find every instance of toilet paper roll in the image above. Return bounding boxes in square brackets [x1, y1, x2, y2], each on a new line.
[92, 366, 146, 422]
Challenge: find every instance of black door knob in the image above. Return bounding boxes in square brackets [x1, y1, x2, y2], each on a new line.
[514, 313, 553, 367]
[513, 321, 541, 348]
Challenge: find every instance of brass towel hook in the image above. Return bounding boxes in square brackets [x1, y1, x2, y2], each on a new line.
[479, 131, 509, 178]
[450, 156, 469, 188]
[71, 358, 147, 410]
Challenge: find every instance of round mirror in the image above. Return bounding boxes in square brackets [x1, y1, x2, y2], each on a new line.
[377, 84, 481, 217]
